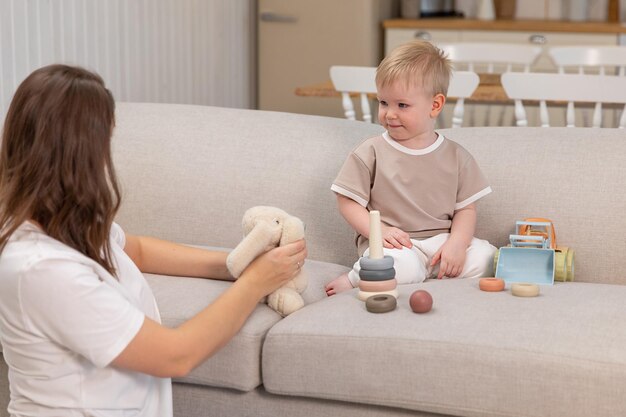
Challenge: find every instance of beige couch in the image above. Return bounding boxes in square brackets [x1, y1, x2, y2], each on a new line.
[2, 102, 626, 417]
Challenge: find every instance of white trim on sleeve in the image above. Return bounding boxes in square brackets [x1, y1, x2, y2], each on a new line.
[455, 186, 492, 211]
[330, 184, 368, 207]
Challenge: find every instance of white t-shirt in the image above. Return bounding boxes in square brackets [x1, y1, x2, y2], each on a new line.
[0, 222, 173, 417]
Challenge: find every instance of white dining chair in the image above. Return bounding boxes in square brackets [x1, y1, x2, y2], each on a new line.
[329, 66, 377, 123]
[548, 46, 626, 127]
[437, 42, 543, 73]
[435, 42, 542, 126]
[329, 65, 479, 127]
[549, 46, 626, 75]
[501, 72, 626, 128]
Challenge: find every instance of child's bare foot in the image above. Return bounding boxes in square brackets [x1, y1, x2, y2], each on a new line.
[325, 273, 354, 296]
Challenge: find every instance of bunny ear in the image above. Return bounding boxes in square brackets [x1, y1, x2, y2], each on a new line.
[280, 216, 305, 246]
[227, 221, 280, 278]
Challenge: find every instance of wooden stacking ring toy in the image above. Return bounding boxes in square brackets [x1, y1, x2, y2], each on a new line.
[479, 277, 505, 292]
[358, 289, 398, 302]
[359, 278, 397, 293]
[365, 294, 397, 313]
[359, 267, 396, 281]
[359, 255, 394, 270]
[358, 211, 398, 303]
[511, 283, 540, 297]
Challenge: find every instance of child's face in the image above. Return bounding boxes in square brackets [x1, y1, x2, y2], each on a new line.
[376, 80, 444, 148]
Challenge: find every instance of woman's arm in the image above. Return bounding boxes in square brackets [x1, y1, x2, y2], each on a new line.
[112, 239, 307, 378]
[123, 235, 232, 280]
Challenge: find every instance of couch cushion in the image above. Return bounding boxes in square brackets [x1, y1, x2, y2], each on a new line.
[145, 249, 349, 391]
[263, 278, 626, 417]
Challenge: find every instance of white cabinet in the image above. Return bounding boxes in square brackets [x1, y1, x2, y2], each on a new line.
[385, 28, 460, 53]
[384, 21, 625, 127]
[258, 0, 395, 118]
[385, 27, 619, 72]
[461, 30, 618, 71]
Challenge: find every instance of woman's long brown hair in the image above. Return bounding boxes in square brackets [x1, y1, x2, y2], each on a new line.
[0, 64, 121, 276]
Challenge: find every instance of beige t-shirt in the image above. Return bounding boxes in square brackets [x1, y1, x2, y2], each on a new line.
[331, 132, 492, 254]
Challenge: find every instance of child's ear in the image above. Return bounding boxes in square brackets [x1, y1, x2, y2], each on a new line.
[430, 94, 446, 118]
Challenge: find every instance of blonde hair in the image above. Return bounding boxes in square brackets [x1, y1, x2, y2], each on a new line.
[376, 40, 452, 96]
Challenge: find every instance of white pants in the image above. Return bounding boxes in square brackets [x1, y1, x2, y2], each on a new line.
[348, 233, 497, 287]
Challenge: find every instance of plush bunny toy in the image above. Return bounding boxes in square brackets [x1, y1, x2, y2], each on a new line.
[226, 206, 307, 317]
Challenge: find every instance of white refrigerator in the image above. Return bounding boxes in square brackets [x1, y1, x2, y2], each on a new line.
[258, 0, 396, 118]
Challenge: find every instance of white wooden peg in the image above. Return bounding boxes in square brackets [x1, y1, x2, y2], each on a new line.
[369, 210, 383, 259]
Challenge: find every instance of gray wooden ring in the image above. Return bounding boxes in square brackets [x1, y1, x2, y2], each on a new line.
[359, 255, 394, 270]
[359, 267, 396, 281]
[365, 294, 397, 313]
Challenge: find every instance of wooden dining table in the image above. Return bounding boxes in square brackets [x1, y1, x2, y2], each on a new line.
[295, 73, 511, 103]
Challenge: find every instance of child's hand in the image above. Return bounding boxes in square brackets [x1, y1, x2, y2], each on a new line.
[430, 238, 467, 279]
[380, 226, 412, 250]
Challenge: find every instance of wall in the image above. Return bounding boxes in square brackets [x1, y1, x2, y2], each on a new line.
[0, 0, 255, 118]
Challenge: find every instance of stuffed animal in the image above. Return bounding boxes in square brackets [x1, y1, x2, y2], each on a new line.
[226, 206, 307, 316]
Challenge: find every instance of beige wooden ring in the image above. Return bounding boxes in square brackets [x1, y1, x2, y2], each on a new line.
[365, 294, 397, 313]
[357, 288, 398, 302]
[511, 283, 540, 297]
[359, 278, 397, 293]
[479, 277, 505, 292]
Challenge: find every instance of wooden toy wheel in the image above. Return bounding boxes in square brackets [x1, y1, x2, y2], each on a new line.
[555, 247, 575, 282]
[554, 251, 567, 282]
[493, 249, 500, 273]
[565, 248, 575, 281]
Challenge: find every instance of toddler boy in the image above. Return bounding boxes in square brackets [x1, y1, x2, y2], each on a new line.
[325, 40, 496, 296]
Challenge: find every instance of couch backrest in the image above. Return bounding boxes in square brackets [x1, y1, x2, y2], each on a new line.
[113, 103, 626, 285]
[112, 103, 383, 269]
[440, 126, 626, 285]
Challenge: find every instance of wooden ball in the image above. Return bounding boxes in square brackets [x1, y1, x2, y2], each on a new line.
[409, 290, 433, 314]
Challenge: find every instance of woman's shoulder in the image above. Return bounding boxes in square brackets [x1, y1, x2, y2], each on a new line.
[2, 223, 97, 276]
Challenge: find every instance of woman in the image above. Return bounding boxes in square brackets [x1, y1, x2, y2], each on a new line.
[0, 64, 307, 416]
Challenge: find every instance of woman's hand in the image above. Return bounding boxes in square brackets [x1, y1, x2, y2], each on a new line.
[380, 226, 412, 250]
[238, 239, 307, 299]
[113, 238, 307, 378]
